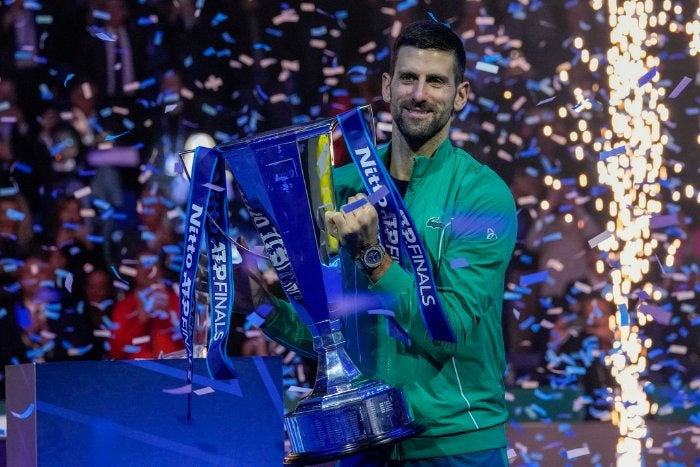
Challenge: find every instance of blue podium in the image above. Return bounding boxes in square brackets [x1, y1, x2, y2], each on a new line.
[5, 357, 283, 466]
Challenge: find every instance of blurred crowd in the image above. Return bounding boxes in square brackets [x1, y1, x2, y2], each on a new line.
[0, 0, 698, 420]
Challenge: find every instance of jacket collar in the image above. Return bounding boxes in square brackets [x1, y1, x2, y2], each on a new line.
[377, 137, 451, 180]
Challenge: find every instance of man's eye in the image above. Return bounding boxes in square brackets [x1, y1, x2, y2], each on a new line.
[400, 74, 415, 82]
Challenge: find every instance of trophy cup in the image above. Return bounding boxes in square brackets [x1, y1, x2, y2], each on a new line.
[216, 106, 419, 464]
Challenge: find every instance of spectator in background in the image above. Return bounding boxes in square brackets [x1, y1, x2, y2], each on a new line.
[546, 291, 614, 419]
[51, 196, 92, 250]
[13, 254, 60, 362]
[0, 192, 34, 257]
[503, 162, 545, 380]
[109, 248, 182, 359]
[525, 184, 600, 300]
[0, 78, 52, 218]
[115, 183, 179, 282]
[83, 267, 115, 359]
[67, 80, 104, 147]
[79, 0, 148, 103]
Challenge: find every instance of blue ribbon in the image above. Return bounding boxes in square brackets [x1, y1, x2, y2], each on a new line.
[204, 158, 238, 380]
[337, 107, 456, 343]
[179, 147, 237, 418]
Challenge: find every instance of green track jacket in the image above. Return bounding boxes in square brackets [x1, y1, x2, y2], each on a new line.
[263, 137, 517, 460]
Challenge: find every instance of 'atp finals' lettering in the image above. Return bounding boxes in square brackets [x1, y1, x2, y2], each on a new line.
[356, 146, 400, 259]
[210, 241, 228, 340]
[401, 211, 436, 307]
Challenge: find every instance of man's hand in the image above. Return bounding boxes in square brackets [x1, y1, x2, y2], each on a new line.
[324, 193, 392, 282]
[324, 193, 379, 259]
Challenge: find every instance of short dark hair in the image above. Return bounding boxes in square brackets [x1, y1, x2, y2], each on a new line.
[390, 20, 466, 85]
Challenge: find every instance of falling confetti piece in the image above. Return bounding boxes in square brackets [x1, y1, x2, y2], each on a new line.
[449, 257, 469, 269]
[475, 61, 499, 74]
[104, 130, 131, 141]
[599, 145, 626, 160]
[202, 182, 225, 192]
[618, 303, 630, 327]
[668, 76, 692, 99]
[11, 403, 35, 419]
[5, 208, 25, 221]
[536, 96, 556, 106]
[132, 335, 151, 345]
[588, 230, 614, 248]
[194, 386, 215, 396]
[163, 384, 192, 395]
[565, 445, 590, 459]
[649, 214, 679, 229]
[520, 270, 549, 287]
[95, 31, 117, 42]
[637, 66, 657, 87]
[63, 74, 75, 87]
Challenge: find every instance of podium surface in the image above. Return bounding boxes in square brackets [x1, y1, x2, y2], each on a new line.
[6, 357, 283, 466]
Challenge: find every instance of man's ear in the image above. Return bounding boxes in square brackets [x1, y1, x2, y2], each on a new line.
[381, 72, 392, 103]
[453, 81, 469, 112]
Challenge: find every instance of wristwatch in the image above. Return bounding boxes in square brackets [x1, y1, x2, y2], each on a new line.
[356, 243, 385, 270]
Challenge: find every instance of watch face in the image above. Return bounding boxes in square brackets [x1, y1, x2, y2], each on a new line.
[362, 245, 384, 269]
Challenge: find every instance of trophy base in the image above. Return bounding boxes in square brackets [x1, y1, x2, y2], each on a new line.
[283, 380, 420, 465]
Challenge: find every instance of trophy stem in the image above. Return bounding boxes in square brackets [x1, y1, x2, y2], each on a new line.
[283, 322, 420, 465]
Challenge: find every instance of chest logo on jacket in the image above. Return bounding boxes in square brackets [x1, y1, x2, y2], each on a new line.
[426, 217, 443, 229]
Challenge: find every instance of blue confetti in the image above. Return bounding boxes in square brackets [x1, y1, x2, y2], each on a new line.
[541, 232, 563, 243]
[211, 12, 228, 26]
[105, 130, 131, 141]
[63, 73, 75, 87]
[520, 270, 550, 287]
[618, 303, 629, 327]
[397, 0, 418, 12]
[599, 145, 626, 160]
[638, 66, 658, 87]
[5, 208, 25, 221]
[11, 403, 35, 419]
[14, 162, 32, 174]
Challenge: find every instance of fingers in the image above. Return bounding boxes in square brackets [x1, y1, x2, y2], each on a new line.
[324, 193, 379, 252]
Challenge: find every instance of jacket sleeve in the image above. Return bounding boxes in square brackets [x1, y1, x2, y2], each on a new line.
[369, 174, 517, 363]
[261, 297, 316, 359]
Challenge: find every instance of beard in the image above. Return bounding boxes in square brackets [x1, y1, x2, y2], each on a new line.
[391, 100, 453, 151]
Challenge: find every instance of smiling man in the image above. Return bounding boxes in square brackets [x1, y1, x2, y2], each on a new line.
[263, 21, 517, 466]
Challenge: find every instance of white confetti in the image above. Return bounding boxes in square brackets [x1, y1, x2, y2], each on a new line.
[588, 230, 614, 248]
[565, 445, 590, 459]
[194, 386, 215, 396]
[668, 345, 687, 355]
[73, 186, 92, 199]
[163, 384, 192, 395]
[132, 335, 151, 345]
[475, 61, 499, 74]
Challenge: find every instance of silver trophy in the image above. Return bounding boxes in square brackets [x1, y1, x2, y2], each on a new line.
[217, 106, 419, 465]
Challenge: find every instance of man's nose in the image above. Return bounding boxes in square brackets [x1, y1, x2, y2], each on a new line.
[411, 79, 427, 101]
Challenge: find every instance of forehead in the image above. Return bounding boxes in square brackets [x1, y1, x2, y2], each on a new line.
[393, 46, 457, 78]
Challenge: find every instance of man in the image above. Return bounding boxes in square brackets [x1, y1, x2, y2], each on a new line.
[262, 21, 517, 465]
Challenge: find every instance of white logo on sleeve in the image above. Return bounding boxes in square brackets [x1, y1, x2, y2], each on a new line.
[486, 228, 497, 240]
